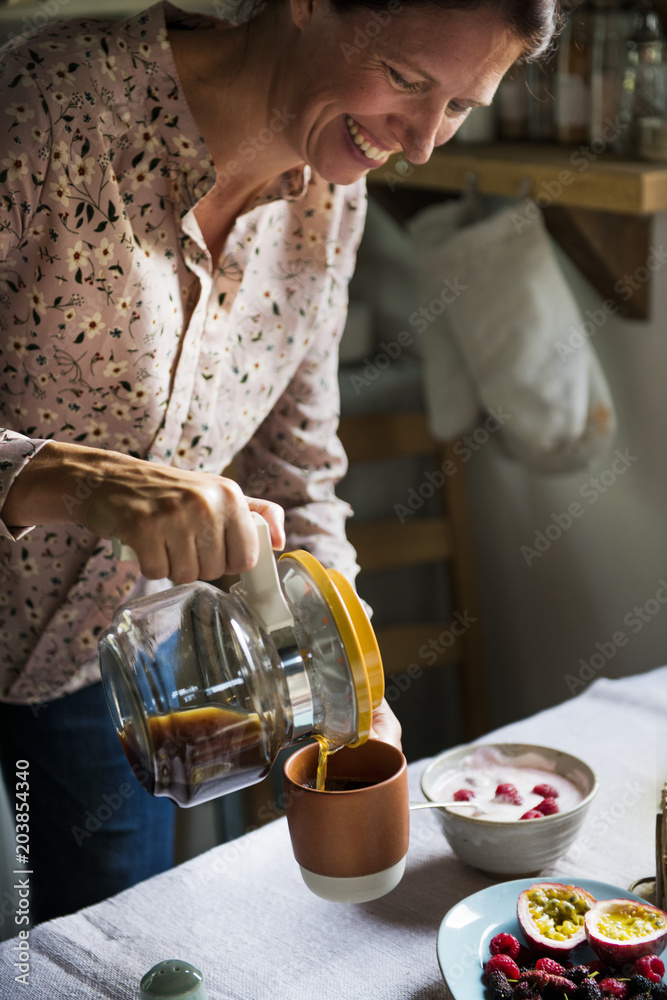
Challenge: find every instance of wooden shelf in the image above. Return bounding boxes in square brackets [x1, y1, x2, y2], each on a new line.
[370, 142, 667, 216]
[370, 142, 667, 319]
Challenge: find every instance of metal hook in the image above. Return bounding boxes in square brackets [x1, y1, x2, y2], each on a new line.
[464, 170, 478, 197]
[518, 175, 533, 199]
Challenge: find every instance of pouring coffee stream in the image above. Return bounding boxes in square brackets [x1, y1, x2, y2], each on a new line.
[100, 514, 384, 806]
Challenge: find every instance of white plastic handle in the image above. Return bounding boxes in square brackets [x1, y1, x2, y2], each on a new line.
[112, 537, 138, 561]
[231, 512, 294, 633]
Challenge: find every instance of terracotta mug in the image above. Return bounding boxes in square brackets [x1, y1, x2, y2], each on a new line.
[282, 739, 410, 903]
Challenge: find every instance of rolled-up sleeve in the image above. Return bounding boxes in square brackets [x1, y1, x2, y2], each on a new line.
[0, 430, 49, 540]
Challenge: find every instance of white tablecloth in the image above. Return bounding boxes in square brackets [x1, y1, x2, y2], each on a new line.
[2, 666, 666, 1000]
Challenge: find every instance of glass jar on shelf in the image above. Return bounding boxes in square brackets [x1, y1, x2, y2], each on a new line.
[614, 1, 667, 155]
[589, 0, 641, 145]
[554, 1, 594, 143]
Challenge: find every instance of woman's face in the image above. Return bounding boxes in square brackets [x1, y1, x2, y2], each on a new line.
[281, 0, 525, 184]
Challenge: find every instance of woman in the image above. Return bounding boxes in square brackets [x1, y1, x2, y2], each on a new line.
[0, 0, 559, 923]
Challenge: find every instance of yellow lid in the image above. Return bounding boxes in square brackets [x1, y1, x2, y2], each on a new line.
[278, 550, 384, 746]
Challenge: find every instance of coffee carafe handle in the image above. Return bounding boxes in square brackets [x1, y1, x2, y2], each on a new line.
[230, 512, 294, 633]
[112, 537, 138, 561]
[112, 515, 294, 634]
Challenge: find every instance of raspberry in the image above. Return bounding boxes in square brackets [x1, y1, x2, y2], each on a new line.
[495, 783, 523, 805]
[535, 797, 560, 815]
[519, 810, 545, 820]
[490, 933, 521, 960]
[634, 957, 665, 984]
[547, 976, 577, 995]
[599, 980, 630, 999]
[453, 788, 475, 801]
[536, 959, 568, 976]
[532, 783, 560, 798]
[486, 955, 521, 980]
[488, 972, 515, 1000]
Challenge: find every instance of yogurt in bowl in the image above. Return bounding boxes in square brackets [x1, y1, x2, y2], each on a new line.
[420, 743, 598, 875]
[431, 745, 585, 820]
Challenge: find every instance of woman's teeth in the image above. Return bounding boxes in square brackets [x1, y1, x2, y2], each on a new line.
[345, 116, 387, 162]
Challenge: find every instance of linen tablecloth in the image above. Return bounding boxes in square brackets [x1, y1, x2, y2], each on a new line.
[2, 665, 666, 1000]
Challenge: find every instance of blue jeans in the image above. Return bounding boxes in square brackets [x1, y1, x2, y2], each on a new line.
[0, 681, 175, 925]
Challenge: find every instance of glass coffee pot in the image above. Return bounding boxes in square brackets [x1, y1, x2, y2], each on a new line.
[98, 515, 384, 807]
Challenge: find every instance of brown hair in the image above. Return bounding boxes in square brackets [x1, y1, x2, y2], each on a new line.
[328, 0, 562, 60]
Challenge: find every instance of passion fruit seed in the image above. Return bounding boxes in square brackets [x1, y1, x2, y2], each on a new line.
[528, 888, 591, 942]
[595, 908, 667, 943]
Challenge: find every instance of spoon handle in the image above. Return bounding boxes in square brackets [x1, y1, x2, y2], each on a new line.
[408, 800, 476, 811]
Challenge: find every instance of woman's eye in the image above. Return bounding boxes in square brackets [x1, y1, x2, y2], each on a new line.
[447, 101, 472, 119]
[387, 65, 421, 93]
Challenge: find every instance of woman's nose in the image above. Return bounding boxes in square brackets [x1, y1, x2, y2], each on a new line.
[388, 103, 457, 164]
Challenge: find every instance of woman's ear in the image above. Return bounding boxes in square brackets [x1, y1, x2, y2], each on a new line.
[289, 0, 320, 32]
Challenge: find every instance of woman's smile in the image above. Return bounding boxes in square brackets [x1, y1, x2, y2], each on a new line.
[343, 114, 394, 163]
[342, 114, 394, 166]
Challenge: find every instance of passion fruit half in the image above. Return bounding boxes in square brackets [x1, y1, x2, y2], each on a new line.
[517, 882, 597, 959]
[584, 898, 667, 967]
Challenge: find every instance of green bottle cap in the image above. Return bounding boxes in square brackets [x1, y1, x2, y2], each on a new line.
[140, 960, 207, 1000]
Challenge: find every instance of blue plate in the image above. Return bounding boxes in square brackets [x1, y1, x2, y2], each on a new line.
[437, 876, 649, 999]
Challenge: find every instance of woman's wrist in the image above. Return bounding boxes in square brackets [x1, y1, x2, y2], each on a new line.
[2, 440, 119, 529]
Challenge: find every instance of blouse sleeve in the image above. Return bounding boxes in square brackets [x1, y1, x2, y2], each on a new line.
[233, 180, 368, 584]
[0, 50, 53, 538]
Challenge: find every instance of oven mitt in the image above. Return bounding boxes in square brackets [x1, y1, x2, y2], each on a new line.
[408, 193, 481, 441]
[408, 199, 616, 473]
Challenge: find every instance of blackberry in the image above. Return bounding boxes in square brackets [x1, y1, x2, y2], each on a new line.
[629, 977, 654, 997]
[651, 986, 667, 1000]
[489, 972, 515, 1000]
[570, 968, 596, 985]
[513, 985, 540, 1000]
[575, 979, 603, 1000]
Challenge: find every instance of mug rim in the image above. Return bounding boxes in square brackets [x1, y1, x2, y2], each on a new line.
[283, 739, 407, 794]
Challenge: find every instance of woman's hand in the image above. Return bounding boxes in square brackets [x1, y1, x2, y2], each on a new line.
[370, 698, 402, 750]
[3, 440, 285, 582]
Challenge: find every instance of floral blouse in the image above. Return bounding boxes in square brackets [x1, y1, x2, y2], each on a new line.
[0, 1, 367, 704]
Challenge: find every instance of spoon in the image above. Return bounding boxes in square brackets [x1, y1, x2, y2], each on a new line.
[409, 800, 478, 811]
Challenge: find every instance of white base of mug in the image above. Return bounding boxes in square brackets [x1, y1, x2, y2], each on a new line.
[298, 857, 406, 903]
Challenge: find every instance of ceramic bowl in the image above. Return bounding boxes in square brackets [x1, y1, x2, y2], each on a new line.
[420, 742, 599, 876]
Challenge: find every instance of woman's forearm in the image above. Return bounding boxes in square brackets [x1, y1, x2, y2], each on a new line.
[2, 440, 114, 529]
[1, 439, 286, 583]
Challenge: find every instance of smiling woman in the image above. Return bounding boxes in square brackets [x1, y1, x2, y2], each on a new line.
[169, 0, 560, 203]
[0, 0, 559, 929]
